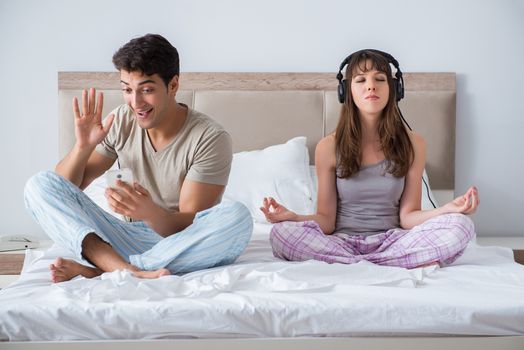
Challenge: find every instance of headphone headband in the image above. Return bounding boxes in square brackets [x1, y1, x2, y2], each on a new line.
[336, 49, 404, 103]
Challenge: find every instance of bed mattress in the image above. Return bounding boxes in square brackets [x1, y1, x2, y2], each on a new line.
[1, 223, 524, 341]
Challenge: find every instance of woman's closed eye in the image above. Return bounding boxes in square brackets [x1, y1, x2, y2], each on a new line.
[354, 77, 386, 83]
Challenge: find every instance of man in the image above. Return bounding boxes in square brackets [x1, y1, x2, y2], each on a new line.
[24, 34, 252, 282]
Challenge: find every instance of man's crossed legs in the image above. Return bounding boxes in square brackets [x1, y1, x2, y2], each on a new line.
[25, 171, 253, 282]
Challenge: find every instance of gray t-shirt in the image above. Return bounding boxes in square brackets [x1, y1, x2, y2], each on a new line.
[95, 104, 232, 212]
[335, 160, 405, 236]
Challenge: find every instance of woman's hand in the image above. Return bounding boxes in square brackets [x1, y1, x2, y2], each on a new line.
[260, 197, 297, 223]
[73, 88, 115, 149]
[442, 186, 479, 215]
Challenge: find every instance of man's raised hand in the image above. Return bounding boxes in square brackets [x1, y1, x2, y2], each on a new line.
[72, 88, 115, 149]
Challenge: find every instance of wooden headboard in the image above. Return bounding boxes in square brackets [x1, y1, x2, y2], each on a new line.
[58, 72, 455, 190]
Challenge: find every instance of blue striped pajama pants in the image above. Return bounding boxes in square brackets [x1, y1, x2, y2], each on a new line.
[24, 171, 253, 274]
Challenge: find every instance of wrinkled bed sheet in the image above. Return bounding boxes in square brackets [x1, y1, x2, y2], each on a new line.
[1, 224, 523, 341]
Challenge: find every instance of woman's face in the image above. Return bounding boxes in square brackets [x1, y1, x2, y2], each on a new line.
[350, 59, 390, 118]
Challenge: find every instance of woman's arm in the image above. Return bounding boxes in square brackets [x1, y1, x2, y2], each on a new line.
[261, 135, 338, 234]
[399, 133, 479, 229]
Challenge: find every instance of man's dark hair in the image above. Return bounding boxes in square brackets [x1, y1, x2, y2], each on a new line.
[112, 34, 179, 87]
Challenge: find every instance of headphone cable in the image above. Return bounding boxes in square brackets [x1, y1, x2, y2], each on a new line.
[397, 105, 437, 209]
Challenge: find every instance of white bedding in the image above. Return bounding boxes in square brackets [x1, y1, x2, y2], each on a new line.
[1, 223, 524, 341]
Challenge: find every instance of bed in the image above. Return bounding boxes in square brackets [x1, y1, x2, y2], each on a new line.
[0, 72, 523, 349]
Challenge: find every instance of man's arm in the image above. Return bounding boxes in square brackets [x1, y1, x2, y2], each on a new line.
[56, 145, 115, 190]
[150, 179, 224, 236]
[106, 179, 225, 237]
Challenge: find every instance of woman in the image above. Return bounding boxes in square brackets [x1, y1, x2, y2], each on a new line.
[261, 49, 479, 268]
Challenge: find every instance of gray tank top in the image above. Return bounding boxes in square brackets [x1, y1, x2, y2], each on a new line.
[335, 160, 405, 236]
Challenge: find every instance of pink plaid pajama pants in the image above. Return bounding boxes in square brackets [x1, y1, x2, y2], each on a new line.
[270, 213, 475, 268]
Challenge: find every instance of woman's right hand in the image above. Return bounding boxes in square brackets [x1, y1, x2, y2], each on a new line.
[260, 197, 297, 223]
[73, 88, 115, 149]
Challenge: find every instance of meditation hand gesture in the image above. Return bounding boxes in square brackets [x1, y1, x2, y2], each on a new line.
[73, 88, 115, 149]
[443, 186, 480, 215]
[260, 197, 297, 223]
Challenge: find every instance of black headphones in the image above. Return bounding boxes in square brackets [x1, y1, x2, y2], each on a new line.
[336, 49, 404, 104]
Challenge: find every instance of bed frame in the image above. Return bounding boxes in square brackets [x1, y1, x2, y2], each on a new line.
[4, 72, 523, 349]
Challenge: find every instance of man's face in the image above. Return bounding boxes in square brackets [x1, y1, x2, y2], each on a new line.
[119, 70, 177, 130]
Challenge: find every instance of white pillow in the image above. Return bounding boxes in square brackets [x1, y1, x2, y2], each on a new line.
[223, 137, 315, 223]
[309, 166, 438, 210]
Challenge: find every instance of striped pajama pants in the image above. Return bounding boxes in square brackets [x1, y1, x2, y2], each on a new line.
[24, 171, 253, 274]
[270, 214, 475, 268]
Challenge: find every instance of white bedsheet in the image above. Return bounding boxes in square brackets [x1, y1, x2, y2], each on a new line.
[1, 223, 524, 341]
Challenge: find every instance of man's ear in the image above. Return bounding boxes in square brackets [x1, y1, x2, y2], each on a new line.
[168, 75, 179, 96]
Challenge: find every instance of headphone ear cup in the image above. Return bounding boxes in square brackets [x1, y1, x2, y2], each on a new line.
[393, 78, 404, 102]
[338, 79, 346, 103]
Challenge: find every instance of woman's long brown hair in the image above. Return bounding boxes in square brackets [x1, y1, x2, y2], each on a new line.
[335, 50, 414, 178]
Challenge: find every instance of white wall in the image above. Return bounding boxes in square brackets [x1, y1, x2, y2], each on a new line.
[0, 0, 523, 238]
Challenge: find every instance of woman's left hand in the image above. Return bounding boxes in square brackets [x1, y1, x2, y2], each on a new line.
[442, 186, 479, 215]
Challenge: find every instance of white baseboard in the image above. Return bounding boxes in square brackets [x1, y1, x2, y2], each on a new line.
[476, 237, 524, 249]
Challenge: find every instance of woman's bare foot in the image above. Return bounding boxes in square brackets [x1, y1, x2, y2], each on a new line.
[417, 261, 441, 268]
[49, 257, 102, 283]
[132, 268, 171, 279]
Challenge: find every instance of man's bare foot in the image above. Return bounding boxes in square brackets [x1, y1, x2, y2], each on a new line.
[132, 268, 171, 279]
[49, 257, 102, 283]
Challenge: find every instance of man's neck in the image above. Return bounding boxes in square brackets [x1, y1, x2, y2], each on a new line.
[147, 102, 188, 151]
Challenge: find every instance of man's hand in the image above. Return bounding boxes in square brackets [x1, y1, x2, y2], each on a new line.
[55, 88, 116, 187]
[73, 88, 115, 149]
[105, 181, 164, 222]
